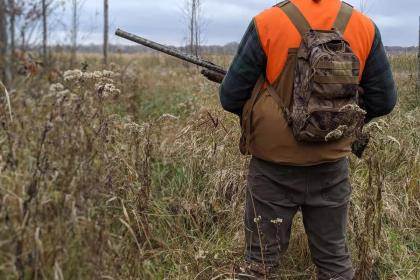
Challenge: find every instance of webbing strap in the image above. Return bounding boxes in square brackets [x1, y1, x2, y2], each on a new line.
[267, 85, 287, 110]
[267, 85, 291, 123]
[314, 75, 359, 84]
[276, 0, 289, 7]
[317, 61, 359, 70]
[334, 2, 354, 34]
[278, 1, 311, 36]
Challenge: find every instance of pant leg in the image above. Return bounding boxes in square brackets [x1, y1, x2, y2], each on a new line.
[245, 157, 302, 266]
[302, 159, 354, 280]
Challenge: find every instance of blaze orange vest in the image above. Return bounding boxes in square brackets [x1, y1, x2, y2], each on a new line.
[242, 0, 375, 166]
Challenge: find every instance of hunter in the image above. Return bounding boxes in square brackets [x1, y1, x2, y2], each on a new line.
[218, 0, 397, 279]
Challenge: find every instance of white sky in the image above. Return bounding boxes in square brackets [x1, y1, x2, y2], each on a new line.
[49, 0, 419, 47]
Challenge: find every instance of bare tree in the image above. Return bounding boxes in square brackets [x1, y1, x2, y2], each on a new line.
[8, 0, 15, 68]
[41, 0, 47, 67]
[70, 0, 83, 67]
[417, 16, 420, 92]
[0, 0, 8, 84]
[184, 0, 203, 57]
[14, 1, 43, 52]
[70, 0, 76, 67]
[103, 0, 108, 65]
[359, 0, 376, 13]
[193, 0, 201, 56]
[189, 0, 196, 55]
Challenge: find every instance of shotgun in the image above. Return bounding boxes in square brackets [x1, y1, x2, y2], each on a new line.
[115, 28, 226, 83]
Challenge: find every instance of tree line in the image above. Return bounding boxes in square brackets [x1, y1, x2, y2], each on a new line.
[0, 0, 206, 87]
[0, 0, 111, 87]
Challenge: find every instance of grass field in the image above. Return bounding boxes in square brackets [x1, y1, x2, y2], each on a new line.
[0, 52, 418, 279]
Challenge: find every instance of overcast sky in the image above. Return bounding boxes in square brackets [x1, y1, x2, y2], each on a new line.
[52, 0, 419, 47]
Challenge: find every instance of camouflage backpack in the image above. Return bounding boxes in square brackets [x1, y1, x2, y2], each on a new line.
[267, 1, 366, 143]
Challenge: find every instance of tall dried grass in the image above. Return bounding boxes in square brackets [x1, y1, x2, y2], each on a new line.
[0, 53, 418, 279]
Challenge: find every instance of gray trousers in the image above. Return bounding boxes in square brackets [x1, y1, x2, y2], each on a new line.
[245, 157, 354, 280]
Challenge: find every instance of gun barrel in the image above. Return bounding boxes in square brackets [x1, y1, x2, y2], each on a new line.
[115, 28, 227, 75]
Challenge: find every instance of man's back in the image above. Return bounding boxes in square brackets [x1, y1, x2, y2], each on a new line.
[255, 0, 374, 83]
[220, 0, 397, 165]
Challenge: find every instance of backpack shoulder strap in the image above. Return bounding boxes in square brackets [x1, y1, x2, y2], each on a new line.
[276, 1, 311, 36]
[276, 0, 289, 7]
[334, 1, 354, 34]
